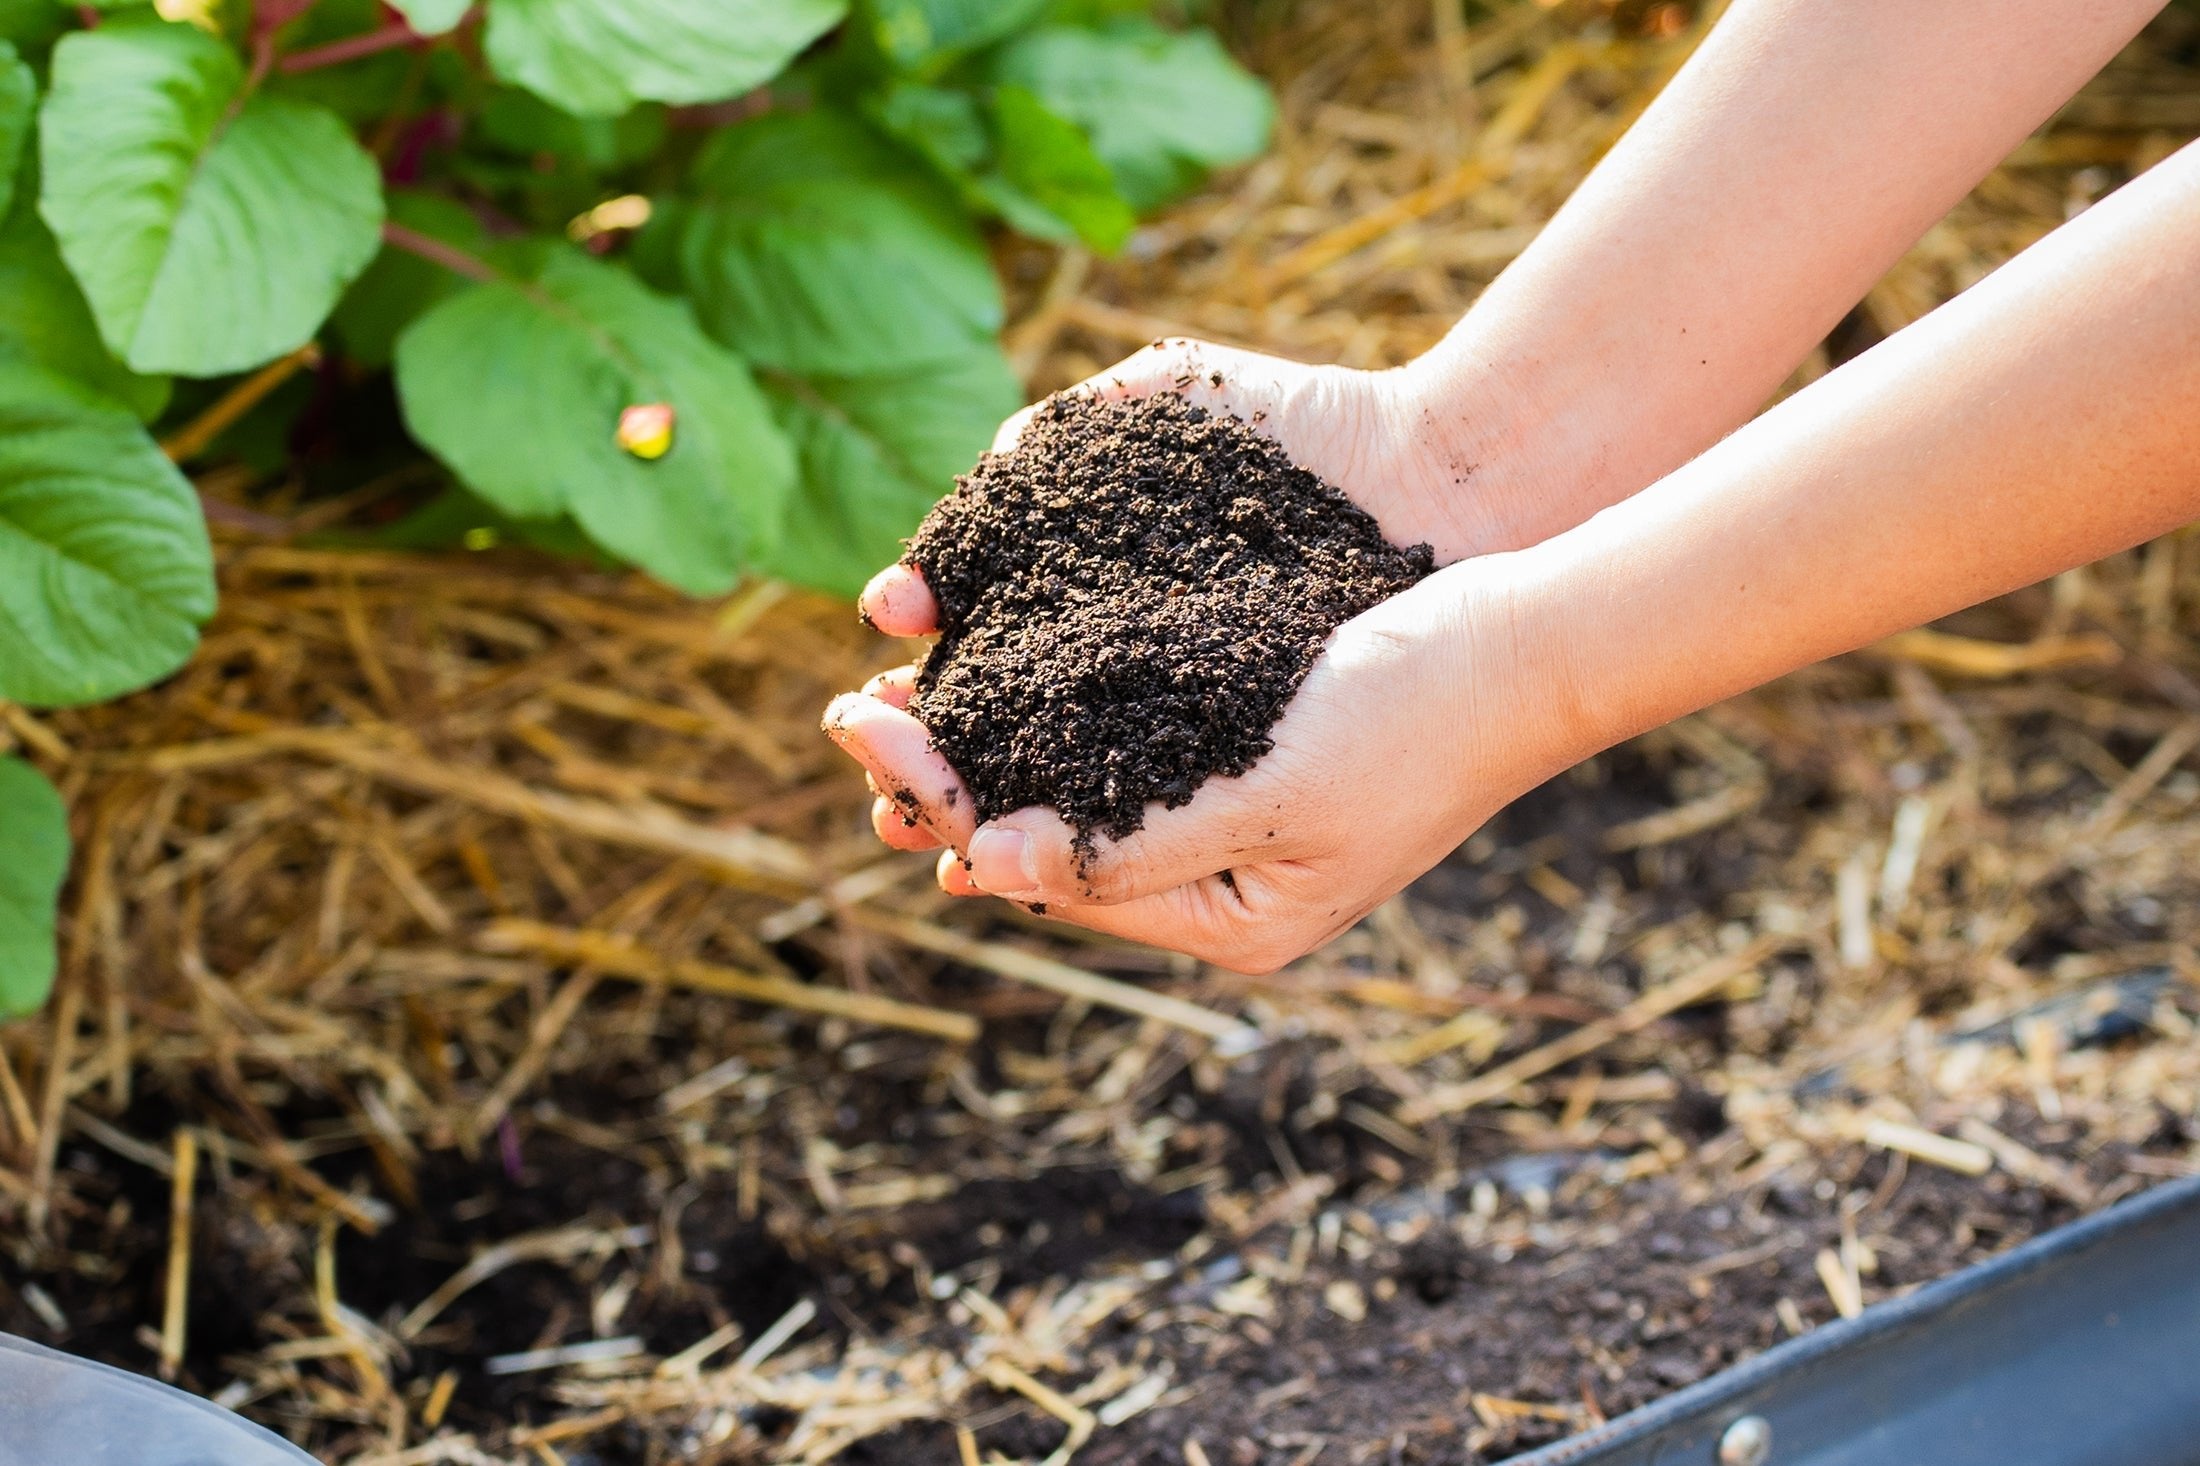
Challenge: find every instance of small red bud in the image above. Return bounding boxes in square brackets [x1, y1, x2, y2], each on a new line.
[617, 403, 675, 460]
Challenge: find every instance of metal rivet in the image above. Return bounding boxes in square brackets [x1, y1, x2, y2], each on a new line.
[1718, 1415, 1772, 1466]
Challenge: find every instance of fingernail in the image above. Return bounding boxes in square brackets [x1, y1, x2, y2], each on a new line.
[821, 693, 861, 734]
[968, 828, 1038, 897]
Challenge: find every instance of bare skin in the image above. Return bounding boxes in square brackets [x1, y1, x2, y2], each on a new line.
[825, 0, 2197, 972]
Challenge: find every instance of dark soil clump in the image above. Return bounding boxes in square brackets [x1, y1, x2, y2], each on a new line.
[905, 391, 1433, 842]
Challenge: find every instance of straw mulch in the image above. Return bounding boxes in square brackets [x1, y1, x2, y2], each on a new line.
[3, 3, 2198, 1464]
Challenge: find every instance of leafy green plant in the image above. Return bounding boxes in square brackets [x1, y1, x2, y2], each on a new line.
[0, 754, 70, 1014]
[0, 0, 1273, 1015]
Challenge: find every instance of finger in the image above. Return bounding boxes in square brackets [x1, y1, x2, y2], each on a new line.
[859, 565, 939, 637]
[861, 664, 919, 709]
[990, 402, 1041, 454]
[821, 693, 978, 848]
[1032, 867, 1302, 975]
[1052, 861, 1361, 974]
[963, 776, 1281, 907]
[873, 795, 945, 851]
[937, 848, 981, 896]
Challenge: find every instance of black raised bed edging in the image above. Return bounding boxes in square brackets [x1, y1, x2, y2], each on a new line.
[1512, 1170, 2200, 1466]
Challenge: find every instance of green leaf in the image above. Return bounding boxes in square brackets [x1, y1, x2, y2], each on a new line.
[865, 80, 988, 177]
[867, 0, 1047, 74]
[0, 165, 171, 420]
[992, 20, 1272, 210]
[330, 189, 499, 371]
[387, 0, 471, 36]
[484, 0, 849, 118]
[395, 247, 796, 595]
[478, 86, 667, 171]
[759, 342, 1020, 597]
[0, 359, 214, 707]
[0, 41, 30, 222]
[979, 84, 1133, 251]
[663, 110, 1000, 376]
[38, 21, 385, 375]
[861, 80, 1130, 251]
[0, 0, 64, 59]
[270, 0, 420, 126]
[0, 757, 68, 1018]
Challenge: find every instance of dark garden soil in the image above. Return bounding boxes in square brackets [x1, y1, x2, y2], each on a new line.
[5, 746, 2182, 1465]
[1072, 1156, 2087, 1466]
[5, 1046, 2146, 1466]
[906, 391, 1433, 843]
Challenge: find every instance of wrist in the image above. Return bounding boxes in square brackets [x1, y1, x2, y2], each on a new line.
[1383, 547, 1615, 835]
[1384, 335, 1602, 559]
[1447, 538, 1632, 801]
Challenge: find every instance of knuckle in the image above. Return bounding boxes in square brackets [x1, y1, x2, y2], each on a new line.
[1072, 857, 1137, 905]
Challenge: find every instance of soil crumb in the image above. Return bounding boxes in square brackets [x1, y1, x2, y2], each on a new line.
[905, 392, 1434, 842]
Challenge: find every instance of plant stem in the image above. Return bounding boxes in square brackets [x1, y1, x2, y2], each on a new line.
[162, 344, 322, 463]
[381, 220, 503, 284]
[237, 0, 322, 104]
[280, 22, 424, 75]
[366, 48, 435, 161]
[242, 31, 277, 97]
[253, 0, 321, 34]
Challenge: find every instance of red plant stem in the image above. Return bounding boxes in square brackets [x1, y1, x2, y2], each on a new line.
[280, 22, 424, 74]
[381, 221, 501, 284]
[238, 0, 314, 107]
[243, 31, 278, 97]
[254, 0, 321, 34]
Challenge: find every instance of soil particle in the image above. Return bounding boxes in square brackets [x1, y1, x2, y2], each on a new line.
[904, 392, 1433, 843]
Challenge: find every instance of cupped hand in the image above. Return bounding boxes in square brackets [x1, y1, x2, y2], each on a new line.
[826, 338, 1574, 971]
[850, 338, 1513, 856]
[827, 561, 1583, 973]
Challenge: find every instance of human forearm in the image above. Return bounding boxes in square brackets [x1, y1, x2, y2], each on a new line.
[1495, 137, 2200, 763]
[1406, 0, 2168, 554]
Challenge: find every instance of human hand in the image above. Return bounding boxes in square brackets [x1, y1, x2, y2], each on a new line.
[847, 337, 1532, 878]
[824, 337, 1589, 969]
[826, 559, 1586, 973]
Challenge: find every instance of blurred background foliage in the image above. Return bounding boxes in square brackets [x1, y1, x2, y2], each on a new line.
[0, 0, 1275, 1012]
